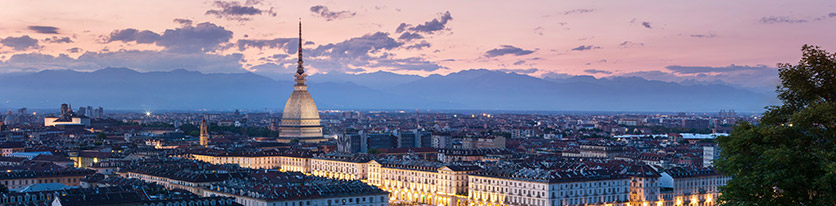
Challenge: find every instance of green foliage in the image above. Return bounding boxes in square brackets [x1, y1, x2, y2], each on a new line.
[96, 132, 107, 139]
[717, 45, 836, 205]
[179, 124, 199, 135]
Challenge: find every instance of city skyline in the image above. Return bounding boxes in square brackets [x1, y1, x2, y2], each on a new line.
[1, 0, 834, 92]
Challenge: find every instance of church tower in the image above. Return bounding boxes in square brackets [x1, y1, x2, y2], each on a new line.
[279, 20, 325, 143]
[199, 116, 209, 147]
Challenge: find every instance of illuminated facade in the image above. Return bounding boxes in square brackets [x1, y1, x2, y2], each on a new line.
[367, 160, 477, 206]
[189, 150, 312, 174]
[662, 167, 729, 206]
[310, 153, 372, 180]
[468, 168, 630, 206]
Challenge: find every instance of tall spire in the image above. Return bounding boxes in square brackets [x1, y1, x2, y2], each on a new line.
[294, 19, 307, 87]
[199, 115, 209, 147]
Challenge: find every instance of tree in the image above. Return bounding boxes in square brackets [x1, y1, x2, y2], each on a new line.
[96, 132, 107, 139]
[717, 45, 836, 205]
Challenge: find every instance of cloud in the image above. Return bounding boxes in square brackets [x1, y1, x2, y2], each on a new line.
[533, 27, 544, 35]
[397, 32, 424, 41]
[106, 22, 233, 53]
[107, 28, 162, 44]
[0, 35, 40, 51]
[618, 41, 644, 48]
[690, 33, 718, 38]
[0, 50, 244, 73]
[67, 47, 82, 53]
[563, 9, 594, 15]
[44, 36, 73, 43]
[759, 16, 808, 24]
[641, 22, 652, 29]
[570, 45, 600, 51]
[405, 41, 431, 50]
[513, 60, 525, 65]
[205, 0, 276, 21]
[248, 31, 443, 73]
[309, 5, 356, 21]
[665, 64, 772, 74]
[236, 37, 296, 52]
[397, 11, 452, 34]
[484, 45, 535, 57]
[498, 68, 538, 74]
[584, 69, 612, 74]
[173, 18, 193, 26]
[27, 26, 60, 34]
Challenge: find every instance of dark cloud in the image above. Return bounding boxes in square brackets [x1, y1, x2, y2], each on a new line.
[665, 64, 772, 74]
[397, 11, 452, 34]
[690, 33, 718, 38]
[107, 28, 162, 44]
[484, 45, 535, 57]
[236, 38, 296, 52]
[563, 9, 594, 15]
[397, 32, 424, 41]
[830, 13, 836, 18]
[584, 69, 612, 74]
[570, 45, 600, 51]
[205, 0, 276, 21]
[759, 16, 808, 24]
[498, 68, 538, 74]
[44, 36, 73, 43]
[641, 22, 652, 29]
[395, 23, 410, 33]
[107, 22, 233, 53]
[67, 47, 81, 53]
[513, 60, 525, 65]
[618, 41, 644, 48]
[173, 18, 193, 26]
[27, 26, 59, 34]
[0, 35, 40, 51]
[309, 5, 356, 21]
[405, 41, 430, 50]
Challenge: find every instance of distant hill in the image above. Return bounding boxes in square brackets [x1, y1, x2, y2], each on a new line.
[0, 67, 447, 111]
[0, 68, 776, 112]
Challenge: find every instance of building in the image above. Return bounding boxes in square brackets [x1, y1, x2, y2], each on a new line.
[43, 104, 91, 127]
[0, 141, 25, 156]
[468, 167, 630, 206]
[190, 149, 313, 173]
[702, 146, 717, 167]
[0, 166, 94, 190]
[662, 167, 730, 206]
[203, 174, 388, 206]
[310, 153, 372, 180]
[279, 22, 325, 143]
[199, 116, 209, 147]
[432, 135, 453, 149]
[367, 159, 479, 206]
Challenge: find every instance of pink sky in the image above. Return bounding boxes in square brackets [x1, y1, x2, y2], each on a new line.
[0, 0, 834, 89]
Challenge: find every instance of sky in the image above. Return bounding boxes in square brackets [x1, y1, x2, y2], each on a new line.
[0, 0, 834, 91]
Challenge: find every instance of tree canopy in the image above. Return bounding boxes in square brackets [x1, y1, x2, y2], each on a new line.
[717, 45, 836, 205]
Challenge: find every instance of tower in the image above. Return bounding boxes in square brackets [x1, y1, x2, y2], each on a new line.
[279, 20, 325, 143]
[199, 116, 209, 147]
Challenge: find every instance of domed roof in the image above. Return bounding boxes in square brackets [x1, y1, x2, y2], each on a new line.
[281, 89, 320, 124]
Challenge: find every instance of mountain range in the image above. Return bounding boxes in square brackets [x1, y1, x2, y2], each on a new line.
[0, 68, 777, 112]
